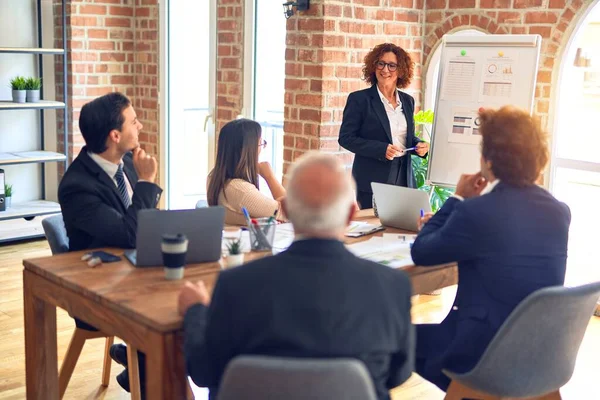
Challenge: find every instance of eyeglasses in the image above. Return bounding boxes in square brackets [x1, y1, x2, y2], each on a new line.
[375, 61, 398, 72]
[259, 139, 268, 148]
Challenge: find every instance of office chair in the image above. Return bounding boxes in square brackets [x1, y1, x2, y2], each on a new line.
[219, 356, 378, 400]
[443, 281, 600, 400]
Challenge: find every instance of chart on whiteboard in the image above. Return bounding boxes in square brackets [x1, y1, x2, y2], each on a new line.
[479, 50, 518, 104]
[440, 51, 477, 101]
[448, 107, 482, 145]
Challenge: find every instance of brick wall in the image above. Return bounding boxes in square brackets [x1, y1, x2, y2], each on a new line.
[283, 0, 425, 174]
[51, 0, 597, 183]
[216, 0, 244, 133]
[54, 0, 159, 168]
[424, 0, 589, 133]
[134, 0, 160, 160]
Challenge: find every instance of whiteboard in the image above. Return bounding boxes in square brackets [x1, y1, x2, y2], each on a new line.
[427, 35, 541, 187]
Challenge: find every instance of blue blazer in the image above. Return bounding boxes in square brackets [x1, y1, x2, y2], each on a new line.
[410, 182, 570, 389]
[183, 239, 414, 400]
[338, 85, 424, 192]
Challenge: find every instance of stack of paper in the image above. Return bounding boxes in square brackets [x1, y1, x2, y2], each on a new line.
[345, 221, 385, 238]
[272, 223, 295, 253]
[346, 236, 414, 269]
[382, 233, 417, 243]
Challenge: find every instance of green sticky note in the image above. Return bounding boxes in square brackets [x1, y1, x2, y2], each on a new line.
[461, 49, 466, 56]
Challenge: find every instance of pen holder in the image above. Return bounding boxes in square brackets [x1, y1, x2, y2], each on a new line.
[248, 217, 276, 251]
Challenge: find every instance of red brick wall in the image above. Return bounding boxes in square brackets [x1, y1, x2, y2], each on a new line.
[423, 0, 590, 132]
[55, 0, 159, 167]
[283, 0, 425, 173]
[216, 0, 244, 133]
[52, 0, 596, 184]
[134, 0, 160, 160]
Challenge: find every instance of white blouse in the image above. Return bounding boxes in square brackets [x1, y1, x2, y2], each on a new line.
[376, 86, 408, 150]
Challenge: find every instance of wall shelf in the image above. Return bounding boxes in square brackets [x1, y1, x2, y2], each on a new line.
[0, 100, 66, 110]
[0, 150, 66, 166]
[0, 200, 61, 221]
[0, 47, 65, 55]
[0, 0, 68, 242]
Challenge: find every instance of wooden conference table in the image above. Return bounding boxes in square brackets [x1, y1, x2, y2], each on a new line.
[22, 210, 457, 400]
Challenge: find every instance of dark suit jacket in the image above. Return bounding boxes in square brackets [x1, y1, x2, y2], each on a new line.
[338, 85, 424, 193]
[410, 183, 570, 387]
[58, 146, 163, 251]
[184, 239, 414, 400]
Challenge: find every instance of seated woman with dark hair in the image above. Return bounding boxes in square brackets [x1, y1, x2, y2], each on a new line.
[207, 118, 286, 225]
[411, 106, 571, 392]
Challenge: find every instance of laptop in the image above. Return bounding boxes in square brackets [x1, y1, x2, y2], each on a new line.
[371, 182, 432, 232]
[124, 206, 225, 267]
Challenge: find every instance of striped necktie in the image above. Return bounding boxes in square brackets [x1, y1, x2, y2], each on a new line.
[114, 164, 131, 208]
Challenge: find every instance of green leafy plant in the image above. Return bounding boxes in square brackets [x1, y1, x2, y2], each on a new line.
[226, 238, 242, 255]
[412, 109, 454, 212]
[9, 76, 27, 91]
[25, 77, 42, 90]
[4, 184, 12, 197]
[414, 109, 434, 139]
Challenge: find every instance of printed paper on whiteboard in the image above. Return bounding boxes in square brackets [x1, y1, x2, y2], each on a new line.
[479, 51, 518, 104]
[440, 50, 477, 102]
[448, 108, 482, 145]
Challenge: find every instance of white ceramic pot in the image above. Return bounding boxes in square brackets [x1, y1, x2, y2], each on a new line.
[12, 90, 26, 103]
[226, 253, 244, 268]
[5, 197, 11, 209]
[26, 89, 40, 103]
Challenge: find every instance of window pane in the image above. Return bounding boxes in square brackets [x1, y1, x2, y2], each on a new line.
[254, 0, 285, 182]
[553, 167, 600, 285]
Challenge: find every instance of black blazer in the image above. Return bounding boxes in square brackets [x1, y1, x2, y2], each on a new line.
[338, 85, 424, 192]
[410, 183, 571, 389]
[58, 146, 163, 251]
[183, 239, 414, 400]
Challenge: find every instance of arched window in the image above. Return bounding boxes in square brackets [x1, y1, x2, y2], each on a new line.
[551, 3, 600, 285]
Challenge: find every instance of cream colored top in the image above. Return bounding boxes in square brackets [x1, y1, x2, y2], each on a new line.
[218, 178, 284, 225]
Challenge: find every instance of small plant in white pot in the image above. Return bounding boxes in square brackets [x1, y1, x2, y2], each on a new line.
[4, 184, 12, 208]
[225, 238, 244, 268]
[10, 76, 27, 103]
[25, 77, 42, 103]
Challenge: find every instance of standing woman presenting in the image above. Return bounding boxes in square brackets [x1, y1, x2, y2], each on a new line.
[339, 43, 429, 209]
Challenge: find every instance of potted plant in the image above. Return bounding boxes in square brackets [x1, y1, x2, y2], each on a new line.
[225, 238, 244, 268]
[9, 76, 27, 103]
[25, 77, 42, 103]
[4, 184, 12, 209]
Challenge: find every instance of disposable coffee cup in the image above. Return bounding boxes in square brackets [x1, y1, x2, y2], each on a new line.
[161, 233, 188, 280]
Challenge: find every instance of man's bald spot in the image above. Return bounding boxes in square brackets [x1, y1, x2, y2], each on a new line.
[289, 162, 346, 209]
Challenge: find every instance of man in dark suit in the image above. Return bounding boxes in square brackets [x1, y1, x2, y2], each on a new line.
[59, 92, 162, 251]
[410, 106, 571, 392]
[178, 152, 414, 400]
[58, 92, 162, 392]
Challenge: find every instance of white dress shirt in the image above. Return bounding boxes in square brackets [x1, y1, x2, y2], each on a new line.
[88, 151, 133, 199]
[377, 86, 408, 150]
[452, 179, 500, 201]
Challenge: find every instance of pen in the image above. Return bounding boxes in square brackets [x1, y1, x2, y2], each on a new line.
[404, 146, 417, 152]
[242, 207, 251, 223]
[420, 209, 425, 218]
[267, 208, 277, 224]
